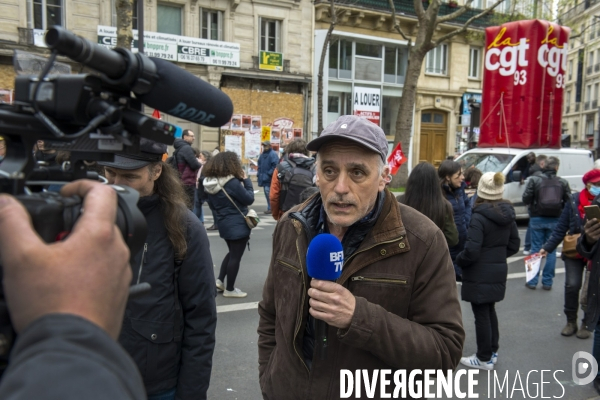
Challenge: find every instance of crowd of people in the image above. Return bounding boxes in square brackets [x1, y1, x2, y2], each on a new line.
[5, 118, 600, 398]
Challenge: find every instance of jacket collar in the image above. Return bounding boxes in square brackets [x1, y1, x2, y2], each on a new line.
[137, 194, 160, 216]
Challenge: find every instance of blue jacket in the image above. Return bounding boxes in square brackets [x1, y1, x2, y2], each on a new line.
[204, 176, 255, 240]
[258, 149, 279, 187]
[442, 181, 472, 276]
[543, 192, 583, 256]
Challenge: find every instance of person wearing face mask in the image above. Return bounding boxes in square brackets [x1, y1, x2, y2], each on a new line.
[539, 169, 600, 339]
[438, 159, 472, 282]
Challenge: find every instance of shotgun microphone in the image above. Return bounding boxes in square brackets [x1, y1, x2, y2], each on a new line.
[306, 233, 344, 360]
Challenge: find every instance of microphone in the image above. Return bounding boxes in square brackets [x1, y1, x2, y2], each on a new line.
[44, 26, 233, 127]
[306, 233, 344, 360]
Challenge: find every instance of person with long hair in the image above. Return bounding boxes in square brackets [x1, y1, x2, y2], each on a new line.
[438, 159, 472, 281]
[457, 172, 520, 370]
[398, 162, 458, 247]
[203, 151, 255, 298]
[99, 139, 217, 400]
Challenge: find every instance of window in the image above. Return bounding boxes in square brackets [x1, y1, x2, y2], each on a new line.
[565, 90, 571, 112]
[568, 59, 573, 80]
[574, 121, 579, 140]
[595, 83, 599, 100]
[587, 119, 594, 137]
[426, 44, 448, 75]
[472, 0, 483, 8]
[469, 47, 481, 79]
[587, 84, 592, 102]
[327, 96, 340, 113]
[355, 42, 382, 58]
[589, 51, 594, 68]
[260, 18, 281, 52]
[329, 39, 352, 79]
[200, 9, 222, 41]
[384, 46, 406, 84]
[157, 4, 182, 35]
[111, 0, 138, 29]
[596, 49, 600, 65]
[33, 0, 63, 30]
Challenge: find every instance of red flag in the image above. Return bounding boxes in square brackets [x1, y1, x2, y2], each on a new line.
[387, 142, 407, 175]
[152, 109, 161, 119]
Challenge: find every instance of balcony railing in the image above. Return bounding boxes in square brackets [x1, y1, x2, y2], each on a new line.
[585, 101, 591, 110]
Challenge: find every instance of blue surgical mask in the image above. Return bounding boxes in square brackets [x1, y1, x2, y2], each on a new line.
[590, 186, 600, 196]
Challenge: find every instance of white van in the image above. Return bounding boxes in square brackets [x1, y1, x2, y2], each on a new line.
[454, 148, 594, 219]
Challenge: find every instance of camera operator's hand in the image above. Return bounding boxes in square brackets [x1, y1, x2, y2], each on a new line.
[0, 180, 131, 339]
[584, 218, 600, 246]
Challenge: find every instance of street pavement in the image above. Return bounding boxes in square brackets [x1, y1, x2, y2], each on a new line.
[204, 191, 600, 400]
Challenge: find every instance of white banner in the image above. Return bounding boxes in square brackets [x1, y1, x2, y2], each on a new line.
[97, 26, 240, 68]
[353, 86, 381, 126]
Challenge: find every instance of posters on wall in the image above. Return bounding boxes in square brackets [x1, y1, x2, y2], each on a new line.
[353, 86, 381, 126]
[225, 134, 242, 158]
[245, 131, 262, 159]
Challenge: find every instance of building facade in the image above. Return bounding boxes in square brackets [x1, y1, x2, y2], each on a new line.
[559, 1, 600, 152]
[0, 0, 313, 153]
[312, 0, 498, 168]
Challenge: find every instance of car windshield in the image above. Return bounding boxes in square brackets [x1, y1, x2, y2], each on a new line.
[455, 153, 515, 173]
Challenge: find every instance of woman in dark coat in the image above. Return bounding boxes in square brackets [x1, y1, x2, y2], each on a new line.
[439, 160, 472, 281]
[540, 169, 600, 339]
[203, 151, 255, 298]
[457, 172, 520, 370]
[398, 162, 458, 247]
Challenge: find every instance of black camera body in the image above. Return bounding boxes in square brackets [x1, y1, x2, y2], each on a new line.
[0, 26, 207, 375]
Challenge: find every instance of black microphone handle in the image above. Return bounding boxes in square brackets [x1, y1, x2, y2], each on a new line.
[316, 319, 328, 360]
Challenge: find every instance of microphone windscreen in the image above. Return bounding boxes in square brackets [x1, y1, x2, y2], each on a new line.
[306, 234, 344, 281]
[137, 58, 233, 127]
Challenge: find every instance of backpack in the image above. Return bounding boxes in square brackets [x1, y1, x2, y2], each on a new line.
[277, 160, 315, 211]
[536, 175, 564, 217]
[166, 150, 180, 174]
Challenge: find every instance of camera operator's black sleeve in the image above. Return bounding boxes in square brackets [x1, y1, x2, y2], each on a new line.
[176, 211, 217, 400]
[0, 314, 146, 399]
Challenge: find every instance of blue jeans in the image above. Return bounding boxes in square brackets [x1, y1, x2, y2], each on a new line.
[193, 187, 204, 223]
[524, 209, 532, 251]
[527, 216, 559, 287]
[264, 185, 271, 211]
[148, 387, 176, 400]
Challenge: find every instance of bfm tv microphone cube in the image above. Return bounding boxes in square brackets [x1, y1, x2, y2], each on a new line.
[306, 234, 344, 281]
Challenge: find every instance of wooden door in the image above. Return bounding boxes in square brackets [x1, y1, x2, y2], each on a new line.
[419, 111, 447, 167]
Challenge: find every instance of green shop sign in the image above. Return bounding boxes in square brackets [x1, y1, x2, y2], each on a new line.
[259, 51, 283, 71]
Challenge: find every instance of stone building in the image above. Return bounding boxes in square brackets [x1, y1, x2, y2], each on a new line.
[0, 0, 313, 153]
[313, 0, 506, 167]
[558, 2, 600, 152]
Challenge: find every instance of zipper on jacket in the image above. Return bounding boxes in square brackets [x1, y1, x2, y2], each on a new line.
[293, 239, 310, 374]
[136, 243, 148, 285]
[277, 260, 301, 275]
[350, 276, 407, 285]
[343, 237, 404, 267]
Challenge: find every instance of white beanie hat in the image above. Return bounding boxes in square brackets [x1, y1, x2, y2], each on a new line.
[477, 172, 505, 200]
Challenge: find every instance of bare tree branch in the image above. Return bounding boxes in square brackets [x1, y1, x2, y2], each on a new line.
[433, 0, 504, 45]
[413, 0, 426, 19]
[437, 0, 475, 23]
[388, 0, 411, 41]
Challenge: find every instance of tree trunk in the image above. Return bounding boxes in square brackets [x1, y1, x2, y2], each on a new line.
[317, 1, 337, 136]
[116, 0, 134, 49]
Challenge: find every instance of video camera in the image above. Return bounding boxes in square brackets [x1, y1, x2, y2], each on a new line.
[0, 26, 233, 374]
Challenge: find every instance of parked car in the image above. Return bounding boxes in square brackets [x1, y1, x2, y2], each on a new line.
[455, 148, 594, 219]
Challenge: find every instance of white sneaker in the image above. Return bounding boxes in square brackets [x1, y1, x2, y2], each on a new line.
[460, 354, 494, 370]
[216, 279, 224, 292]
[492, 352, 498, 365]
[523, 250, 531, 256]
[223, 288, 247, 298]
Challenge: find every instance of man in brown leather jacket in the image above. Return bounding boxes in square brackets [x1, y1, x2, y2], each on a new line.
[257, 115, 465, 399]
